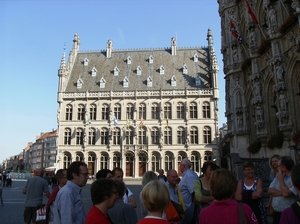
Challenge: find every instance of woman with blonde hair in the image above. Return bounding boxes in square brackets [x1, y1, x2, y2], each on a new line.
[138, 180, 170, 224]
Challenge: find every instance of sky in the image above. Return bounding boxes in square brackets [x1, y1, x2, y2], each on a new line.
[0, 0, 225, 162]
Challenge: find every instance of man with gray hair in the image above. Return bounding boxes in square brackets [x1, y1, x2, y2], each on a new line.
[178, 158, 198, 224]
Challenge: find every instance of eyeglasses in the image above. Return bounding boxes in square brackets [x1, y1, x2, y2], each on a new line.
[79, 173, 89, 177]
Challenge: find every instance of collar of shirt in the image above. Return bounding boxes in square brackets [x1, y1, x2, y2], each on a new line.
[66, 180, 82, 194]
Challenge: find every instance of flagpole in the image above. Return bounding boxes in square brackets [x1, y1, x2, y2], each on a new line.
[279, 0, 290, 16]
[241, 43, 250, 58]
[257, 24, 267, 40]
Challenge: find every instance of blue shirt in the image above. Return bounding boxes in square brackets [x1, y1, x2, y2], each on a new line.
[269, 174, 298, 212]
[54, 180, 86, 224]
[166, 182, 179, 203]
[178, 169, 198, 208]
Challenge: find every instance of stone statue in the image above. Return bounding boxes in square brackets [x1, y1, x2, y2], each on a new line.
[253, 82, 261, 96]
[232, 45, 238, 62]
[256, 106, 264, 122]
[248, 28, 256, 48]
[171, 37, 176, 46]
[276, 65, 284, 82]
[278, 93, 288, 111]
[237, 114, 243, 130]
[160, 110, 164, 122]
[268, 8, 277, 33]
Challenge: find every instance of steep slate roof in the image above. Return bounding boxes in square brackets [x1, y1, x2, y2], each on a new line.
[65, 47, 211, 93]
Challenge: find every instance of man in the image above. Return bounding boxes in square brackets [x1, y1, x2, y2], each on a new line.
[280, 162, 300, 223]
[178, 158, 198, 224]
[46, 169, 67, 224]
[22, 168, 50, 224]
[2, 172, 6, 187]
[6, 171, 12, 187]
[107, 180, 138, 223]
[268, 156, 298, 224]
[166, 169, 185, 207]
[54, 161, 89, 224]
[95, 169, 113, 180]
[158, 169, 167, 183]
[112, 167, 137, 208]
[43, 173, 52, 186]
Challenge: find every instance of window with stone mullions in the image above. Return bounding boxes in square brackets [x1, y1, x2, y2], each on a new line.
[164, 103, 172, 119]
[164, 128, 172, 145]
[151, 103, 159, 119]
[126, 104, 134, 120]
[139, 128, 146, 144]
[151, 128, 159, 144]
[126, 129, 134, 144]
[139, 104, 146, 120]
[65, 105, 73, 120]
[190, 127, 198, 144]
[177, 127, 185, 144]
[114, 104, 121, 120]
[64, 128, 71, 145]
[113, 128, 120, 145]
[88, 128, 96, 145]
[89, 105, 96, 120]
[189, 102, 197, 119]
[76, 128, 84, 145]
[203, 126, 211, 143]
[102, 104, 109, 120]
[77, 104, 85, 120]
[100, 128, 109, 145]
[203, 102, 210, 118]
[177, 103, 184, 119]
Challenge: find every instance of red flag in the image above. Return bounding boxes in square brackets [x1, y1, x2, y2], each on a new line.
[230, 20, 243, 44]
[245, 0, 259, 25]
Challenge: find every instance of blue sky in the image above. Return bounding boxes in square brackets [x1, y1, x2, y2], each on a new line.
[0, 0, 225, 162]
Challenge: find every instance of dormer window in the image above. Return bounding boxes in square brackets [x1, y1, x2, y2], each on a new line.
[147, 76, 153, 87]
[171, 75, 177, 87]
[149, 55, 154, 64]
[77, 78, 84, 89]
[194, 54, 198, 62]
[160, 65, 165, 75]
[83, 57, 89, 66]
[127, 56, 132, 65]
[183, 63, 188, 74]
[100, 77, 106, 89]
[137, 65, 142, 75]
[91, 66, 97, 77]
[196, 74, 201, 86]
[123, 76, 129, 87]
[114, 66, 120, 76]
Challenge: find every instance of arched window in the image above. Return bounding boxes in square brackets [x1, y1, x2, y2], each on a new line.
[76, 152, 83, 161]
[139, 103, 146, 120]
[151, 103, 159, 119]
[151, 127, 159, 144]
[138, 127, 147, 145]
[100, 128, 109, 145]
[113, 153, 121, 168]
[164, 102, 172, 119]
[126, 103, 134, 120]
[164, 127, 172, 145]
[76, 128, 84, 145]
[177, 126, 185, 144]
[63, 152, 71, 169]
[191, 152, 200, 172]
[151, 152, 160, 172]
[88, 128, 96, 145]
[77, 104, 85, 120]
[125, 127, 134, 145]
[204, 151, 213, 162]
[90, 104, 97, 120]
[190, 126, 198, 144]
[203, 126, 212, 143]
[65, 104, 73, 121]
[114, 103, 121, 120]
[64, 128, 71, 145]
[112, 128, 121, 145]
[189, 102, 197, 119]
[177, 102, 184, 119]
[202, 102, 210, 118]
[100, 153, 108, 170]
[102, 104, 109, 120]
[165, 152, 174, 171]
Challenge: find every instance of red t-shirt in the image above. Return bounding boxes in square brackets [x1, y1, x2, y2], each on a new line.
[85, 206, 112, 224]
[138, 216, 169, 224]
[199, 199, 258, 224]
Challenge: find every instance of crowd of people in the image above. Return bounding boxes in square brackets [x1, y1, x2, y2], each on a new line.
[19, 155, 299, 224]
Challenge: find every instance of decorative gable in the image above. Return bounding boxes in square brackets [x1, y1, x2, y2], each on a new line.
[183, 63, 188, 74]
[127, 56, 132, 65]
[83, 57, 89, 66]
[160, 65, 165, 75]
[171, 75, 177, 87]
[196, 74, 201, 86]
[99, 77, 106, 89]
[91, 66, 97, 77]
[137, 65, 142, 75]
[149, 55, 154, 64]
[147, 76, 153, 87]
[123, 76, 129, 87]
[114, 66, 120, 76]
[77, 78, 84, 89]
[194, 53, 198, 62]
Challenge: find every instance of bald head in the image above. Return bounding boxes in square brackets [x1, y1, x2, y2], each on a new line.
[36, 168, 44, 177]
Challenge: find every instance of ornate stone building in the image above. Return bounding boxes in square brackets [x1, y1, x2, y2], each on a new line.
[56, 30, 220, 177]
[218, 0, 300, 161]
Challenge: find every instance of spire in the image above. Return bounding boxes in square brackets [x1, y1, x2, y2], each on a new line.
[207, 28, 219, 73]
[171, 37, 176, 56]
[60, 43, 66, 70]
[106, 40, 113, 58]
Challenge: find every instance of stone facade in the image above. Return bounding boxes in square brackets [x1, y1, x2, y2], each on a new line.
[56, 30, 220, 177]
[218, 0, 300, 160]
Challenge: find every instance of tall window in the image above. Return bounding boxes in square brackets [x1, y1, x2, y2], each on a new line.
[189, 102, 197, 119]
[203, 102, 211, 118]
[76, 128, 84, 145]
[90, 104, 97, 120]
[100, 153, 108, 170]
[177, 102, 184, 119]
[190, 126, 198, 144]
[151, 152, 160, 172]
[203, 126, 212, 143]
[102, 104, 109, 120]
[76, 152, 83, 161]
[125, 127, 134, 145]
[100, 128, 109, 145]
[164, 127, 172, 145]
[139, 103, 146, 120]
[191, 153, 200, 172]
[126, 103, 134, 120]
[151, 103, 159, 119]
[138, 127, 147, 145]
[113, 153, 121, 168]
[112, 128, 120, 145]
[114, 103, 121, 120]
[63, 153, 71, 169]
[177, 127, 185, 144]
[204, 151, 213, 162]
[164, 103, 172, 119]
[88, 128, 96, 145]
[64, 128, 71, 145]
[151, 127, 159, 144]
[77, 104, 85, 120]
[165, 152, 173, 171]
[65, 104, 73, 120]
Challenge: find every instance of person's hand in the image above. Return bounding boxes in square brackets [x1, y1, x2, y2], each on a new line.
[276, 170, 284, 180]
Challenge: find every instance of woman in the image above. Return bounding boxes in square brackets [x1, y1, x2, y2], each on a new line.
[194, 162, 219, 208]
[235, 162, 267, 224]
[85, 179, 118, 224]
[269, 154, 280, 182]
[140, 171, 159, 218]
[199, 169, 258, 224]
[138, 180, 170, 224]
